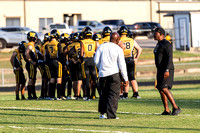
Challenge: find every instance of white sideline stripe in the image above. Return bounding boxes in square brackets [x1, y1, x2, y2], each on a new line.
[137, 99, 200, 103]
[0, 107, 200, 117]
[0, 126, 131, 133]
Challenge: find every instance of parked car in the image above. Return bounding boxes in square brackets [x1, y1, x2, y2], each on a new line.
[126, 22, 162, 38]
[42, 23, 72, 34]
[101, 19, 125, 31]
[0, 26, 43, 49]
[70, 20, 113, 33]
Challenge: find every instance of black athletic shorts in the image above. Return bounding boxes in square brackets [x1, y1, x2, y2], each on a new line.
[156, 69, 174, 90]
[38, 61, 50, 79]
[81, 57, 98, 81]
[49, 59, 62, 79]
[26, 62, 37, 80]
[70, 62, 82, 81]
[125, 57, 136, 81]
[14, 69, 26, 84]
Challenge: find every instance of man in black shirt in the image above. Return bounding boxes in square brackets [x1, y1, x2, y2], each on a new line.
[154, 27, 181, 115]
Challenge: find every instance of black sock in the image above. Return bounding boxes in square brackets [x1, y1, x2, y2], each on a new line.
[32, 86, 37, 98]
[133, 92, 139, 96]
[27, 85, 32, 98]
[21, 94, 26, 99]
[16, 95, 20, 100]
[57, 84, 61, 98]
[67, 80, 72, 96]
[123, 92, 128, 98]
[49, 83, 56, 98]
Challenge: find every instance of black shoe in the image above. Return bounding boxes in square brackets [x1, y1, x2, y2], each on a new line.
[119, 95, 124, 100]
[16, 97, 20, 100]
[27, 97, 33, 100]
[172, 107, 182, 115]
[132, 92, 141, 99]
[32, 96, 38, 100]
[161, 111, 171, 115]
[21, 95, 26, 100]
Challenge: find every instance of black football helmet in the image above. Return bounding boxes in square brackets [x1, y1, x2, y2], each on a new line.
[18, 41, 26, 53]
[92, 33, 102, 41]
[60, 33, 70, 40]
[127, 30, 133, 38]
[102, 26, 112, 37]
[72, 32, 80, 42]
[78, 32, 84, 41]
[82, 26, 93, 38]
[50, 29, 60, 40]
[60, 33, 70, 44]
[118, 25, 128, 35]
[43, 32, 50, 42]
[27, 31, 38, 42]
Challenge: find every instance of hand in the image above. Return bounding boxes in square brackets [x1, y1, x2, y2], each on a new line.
[32, 61, 37, 66]
[71, 58, 77, 64]
[164, 71, 169, 79]
[16, 67, 21, 71]
[134, 58, 138, 64]
[124, 81, 129, 87]
[64, 65, 68, 71]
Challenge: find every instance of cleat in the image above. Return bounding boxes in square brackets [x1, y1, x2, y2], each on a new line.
[172, 107, 182, 115]
[99, 114, 107, 119]
[161, 111, 171, 115]
[85, 98, 91, 101]
[83, 97, 87, 100]
[61, 97, 66, 100]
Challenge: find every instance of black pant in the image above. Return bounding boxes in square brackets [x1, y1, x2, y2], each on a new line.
[81, 58, 98, 98]
[98, 73, 120, 119]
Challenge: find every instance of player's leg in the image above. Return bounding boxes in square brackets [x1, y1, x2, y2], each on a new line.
[14, 70, 20, 100]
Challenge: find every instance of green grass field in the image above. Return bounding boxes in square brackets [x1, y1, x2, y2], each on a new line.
[0, 84, 199, 133]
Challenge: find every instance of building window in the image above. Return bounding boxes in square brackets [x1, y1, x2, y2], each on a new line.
[6, 18, 20, 26]
[39, 18, 53, 32]
[64, 14, 82, 26]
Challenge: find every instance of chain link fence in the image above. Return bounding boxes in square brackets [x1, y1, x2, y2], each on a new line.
[0, 68, 42, 86]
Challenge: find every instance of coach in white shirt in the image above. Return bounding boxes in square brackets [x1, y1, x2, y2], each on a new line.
[94, 32, 128, 119]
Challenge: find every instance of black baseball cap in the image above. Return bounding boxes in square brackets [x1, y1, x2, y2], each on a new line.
[154, 27, 165, 35]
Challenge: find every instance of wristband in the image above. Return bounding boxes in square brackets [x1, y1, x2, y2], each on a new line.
[166, 69, 169, 72]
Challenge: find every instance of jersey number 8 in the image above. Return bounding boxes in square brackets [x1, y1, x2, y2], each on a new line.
[125, 42, 130, 49]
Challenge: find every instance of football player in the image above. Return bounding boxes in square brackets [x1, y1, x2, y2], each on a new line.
[45, 29, 62, 100]
[25, 31, 38, 100]
[10, 41, 26, 100]
[80, 27, 98, 101]
[118, 26, 142, 99]
[98, 26, 112, 45]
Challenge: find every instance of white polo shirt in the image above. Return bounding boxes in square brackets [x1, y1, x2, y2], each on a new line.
[94, 42, 128, 81]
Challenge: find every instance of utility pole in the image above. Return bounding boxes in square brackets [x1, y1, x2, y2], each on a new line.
[150, 0, 152, 22]
[24, 0, 26, 26]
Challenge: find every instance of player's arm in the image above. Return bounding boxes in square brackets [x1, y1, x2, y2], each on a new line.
[80, 41, 84, 61]
[133, 40, 142, 64]
[25, 45, 36, 65]
[95, 41, 98, 51]
[10, 51, 18, 70]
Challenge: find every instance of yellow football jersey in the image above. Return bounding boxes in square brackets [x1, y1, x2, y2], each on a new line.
[37, 44, 42, 52]
[59, 43, 67, 54]
[120, 36, 135, 57]
[81, 39, 96, 58]
[27, 42, 37, 55]
[98, 36, 110, 45]
[73, 42, 81, 61]
[67, 43, 76, 52]
[41, 42, 48, 57]
[47, 39, 59, 59]
[14, 49, 22, 67]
